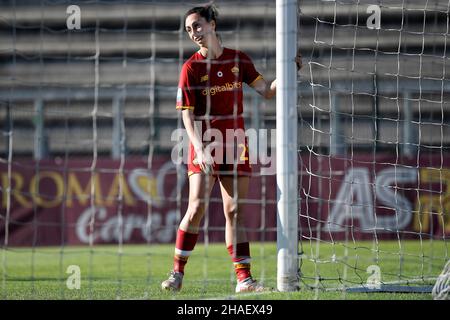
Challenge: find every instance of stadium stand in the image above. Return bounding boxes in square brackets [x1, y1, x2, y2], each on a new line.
[0, 0, 449, 158]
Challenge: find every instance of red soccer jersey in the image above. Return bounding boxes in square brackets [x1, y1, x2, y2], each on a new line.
[176, 47, 261, 176]
[176, 47, 262, 118]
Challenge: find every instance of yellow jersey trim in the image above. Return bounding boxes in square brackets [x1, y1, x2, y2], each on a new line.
[188, 170, 199, 177]
[176, 105, 194, 110]
[248, 74, 263, 87]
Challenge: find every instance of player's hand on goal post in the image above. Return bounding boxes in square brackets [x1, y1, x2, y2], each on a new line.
[295, 49, 303, 72]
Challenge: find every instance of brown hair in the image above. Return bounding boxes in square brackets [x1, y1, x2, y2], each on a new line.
[184, 4, 219, 31]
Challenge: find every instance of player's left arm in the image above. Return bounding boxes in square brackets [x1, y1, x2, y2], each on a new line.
[249, 77, 277, 100]
[250, 50, 303, 100]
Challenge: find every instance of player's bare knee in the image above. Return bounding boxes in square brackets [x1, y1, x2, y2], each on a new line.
[223, 205, 239, 222]
[186, 200, 204, 222]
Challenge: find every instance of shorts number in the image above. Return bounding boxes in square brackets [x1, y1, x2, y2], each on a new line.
[238, 144, 248, 161]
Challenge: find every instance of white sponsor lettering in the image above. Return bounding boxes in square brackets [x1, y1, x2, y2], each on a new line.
[76, 207, 178, 243]
[375, 167, 417, 230]
[326, 167, 416, 232]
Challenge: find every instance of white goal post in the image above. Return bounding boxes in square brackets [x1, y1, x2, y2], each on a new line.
[276, 0, 299, 292]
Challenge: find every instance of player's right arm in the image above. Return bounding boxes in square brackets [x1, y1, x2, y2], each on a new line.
[181, 109, 202, 152]
[181, 109, 213, 172]
[177, 62, 213, 173]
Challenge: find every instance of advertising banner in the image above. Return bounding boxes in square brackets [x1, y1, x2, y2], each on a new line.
[0, 158, 276, 246]
[0, 154, 448, 246]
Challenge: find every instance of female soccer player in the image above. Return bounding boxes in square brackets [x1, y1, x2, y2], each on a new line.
[162, 4, 302, 293]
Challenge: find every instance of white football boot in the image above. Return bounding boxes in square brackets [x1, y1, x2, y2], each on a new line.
[235, 277, 266, 293]
[161, 271, 183, 292]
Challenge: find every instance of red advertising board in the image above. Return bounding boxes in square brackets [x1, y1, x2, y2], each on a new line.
[298, 153, 450, 240]
[0, 154, 448, 246]
[0, 158, 277, 246]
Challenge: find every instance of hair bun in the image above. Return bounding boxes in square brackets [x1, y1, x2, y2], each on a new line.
[184, 3, 219, 28]
[205, 3, 219, 20]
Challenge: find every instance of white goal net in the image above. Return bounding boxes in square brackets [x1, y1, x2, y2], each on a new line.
[0, 0, 448, 300]
[298, 0, 449, 294]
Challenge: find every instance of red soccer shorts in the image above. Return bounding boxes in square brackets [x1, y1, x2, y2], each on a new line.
[187, 118, 252, 177]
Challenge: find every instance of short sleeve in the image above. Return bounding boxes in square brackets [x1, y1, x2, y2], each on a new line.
[240, 51, 263, 86]
[176, 63, 196, 111]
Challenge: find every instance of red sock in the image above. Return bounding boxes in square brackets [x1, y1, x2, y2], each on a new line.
[227, 242, 252, 282]
[173, 229, 199, 274]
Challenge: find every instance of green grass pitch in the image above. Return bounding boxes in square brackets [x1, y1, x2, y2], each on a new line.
[0, 240, 447, 300]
